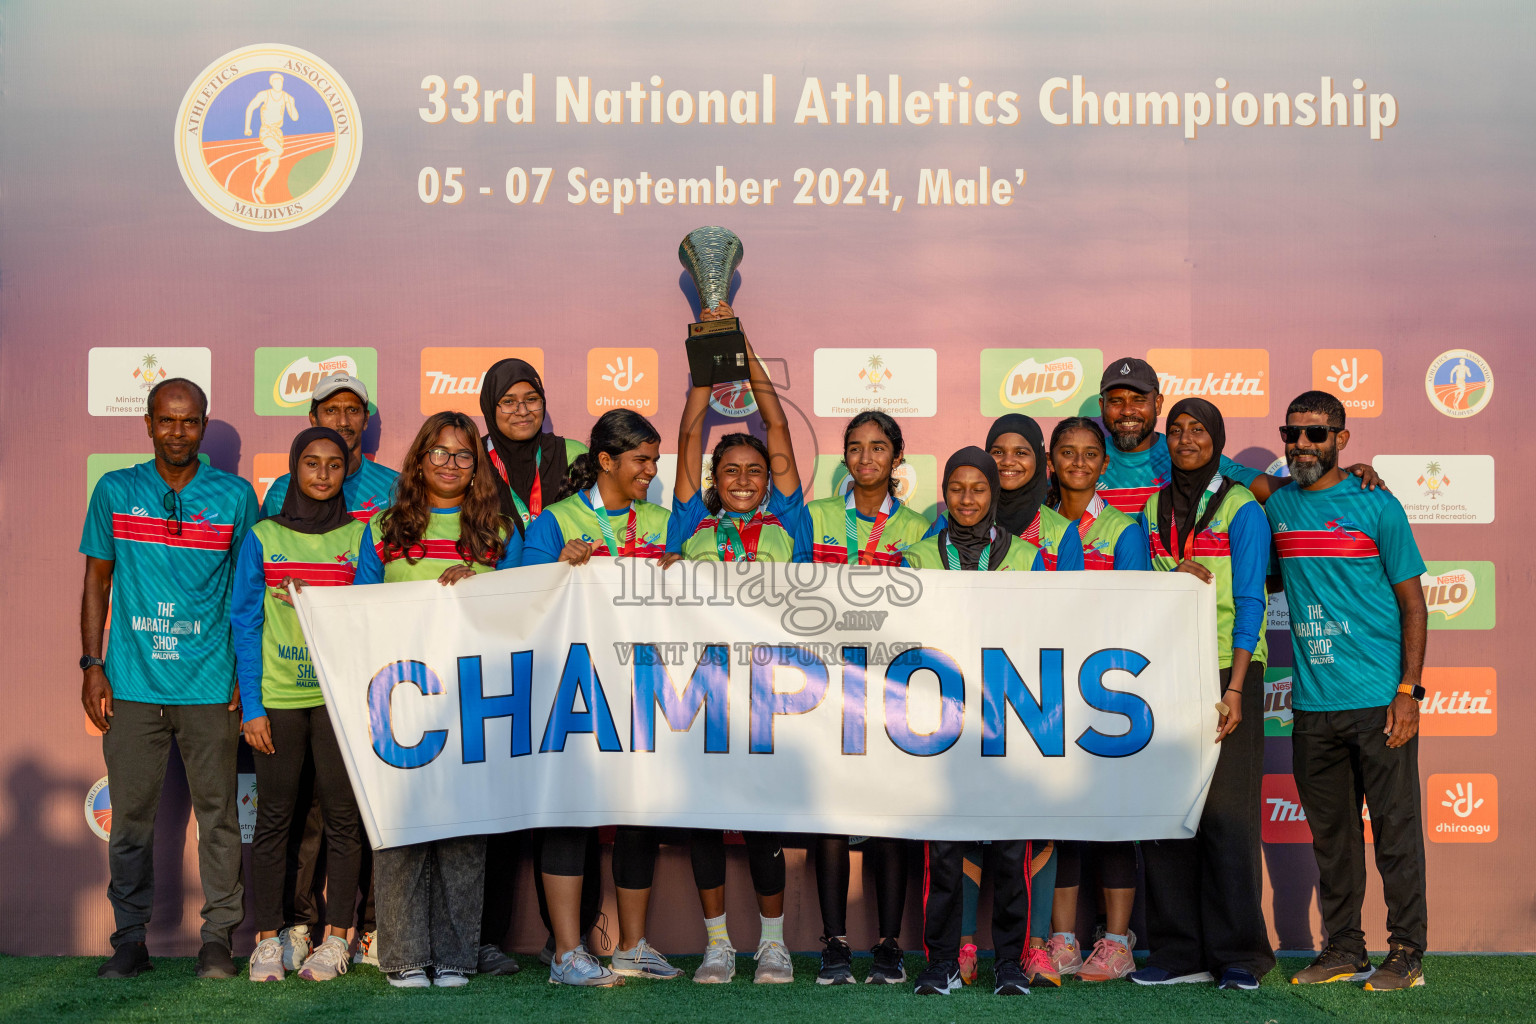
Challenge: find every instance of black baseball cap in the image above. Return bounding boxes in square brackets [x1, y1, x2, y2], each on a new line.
[1099, 357, 1160, 395]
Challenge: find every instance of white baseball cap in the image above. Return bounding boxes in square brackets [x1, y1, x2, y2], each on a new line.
[312, 372, 371, 406]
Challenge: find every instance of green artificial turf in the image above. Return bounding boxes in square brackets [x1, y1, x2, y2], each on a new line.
[2, 953, 1530, 1024]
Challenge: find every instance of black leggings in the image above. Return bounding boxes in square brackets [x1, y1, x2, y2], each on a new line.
[1055, 841, 1138, 890]
[251, 706, 362, 933]
[815, 836, 908, 939]
[690, 831, 785, 896]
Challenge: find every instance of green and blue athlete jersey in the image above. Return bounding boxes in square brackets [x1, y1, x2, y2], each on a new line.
[1265, 478, 1426, 712]
[667, 487, 812, 563]
[262, 456, 398, 523]
[356, 508, 522, 583]
[231, 519, 365, 721]
[521, 492, 670, 564]
[79, 460, 258, 705]
[902, 533, 1043, 571]
[1146, 481, 1270, 668]
[784, 494, 929, 565]
[1041, 496, 1151, 571]
[1097, 432, 1260, 528]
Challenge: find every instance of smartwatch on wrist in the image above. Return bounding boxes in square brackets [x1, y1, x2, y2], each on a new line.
[1397, 681, 1425, 701]
[80, 656, 105, 670]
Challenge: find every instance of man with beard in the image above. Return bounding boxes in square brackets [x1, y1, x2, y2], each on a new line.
[1264, 391, 1429, 991]
[259, 371, 397, 971]
[1095, 358, 1380, 525]
[262, 373, 397, 523]
[79, 378, 258, 980]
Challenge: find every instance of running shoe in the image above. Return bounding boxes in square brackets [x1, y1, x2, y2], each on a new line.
[610, 938, 682, 979]
[97, 942, 152, 979]
[477, 944, 521, 976]
[248, 937, 285, 982]
[914, 959, 961, 995]
[1046, 933, 1084, 975]
[387, 968, 431, 988]
[351, 930, 377, 967]
[1129, 965, 1215, 985]
[694, 939, 736, 983]
[1077, 931, 1136, 982]
[1024, 945, 1061, 987]
[993, 958, 1031, 996]
[297, 935, 350, 981]
[432, 967, 470, 988]
[1292, 944, 1372, 985]
[196, 942, 237, 980]
[1363, 944, 1425, 991]
[549, 946, 623, 987]
[817, 936, 855, 985]
[866, 938, 906, 984]
[958, 943, 978, 985]
[754, 939, 793, 984]
[278, 924, 311, 972]
[1218, 967, 1260, 990]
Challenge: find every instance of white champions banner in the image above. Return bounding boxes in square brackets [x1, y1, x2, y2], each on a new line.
[294, 560, 1223, 850]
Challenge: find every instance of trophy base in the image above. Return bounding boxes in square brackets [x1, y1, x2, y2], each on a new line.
[686, 317, 750, 385]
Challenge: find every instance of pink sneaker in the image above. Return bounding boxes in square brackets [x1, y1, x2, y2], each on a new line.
[958, 943, 978, 985]
[1025, 945, 1061, 987]
[1076, 933, 1136, 982]
[1046, 934, 1083, 975]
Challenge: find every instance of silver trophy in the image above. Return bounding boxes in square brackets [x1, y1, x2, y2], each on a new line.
[679, 226, 750, 384]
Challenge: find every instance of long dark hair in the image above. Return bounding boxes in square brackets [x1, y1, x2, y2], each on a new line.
[702, 432, 770, 514]
[1045, 416, 1107, 509]
[380, 412, 510, 566]
[843, 410, 904, 497]
[560, 409, 662, 500]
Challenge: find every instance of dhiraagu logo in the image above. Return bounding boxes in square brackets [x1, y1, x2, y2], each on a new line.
[1421, 561, 1495, 630]
[254, 348, 377, 415]
[980, 349, 1102, 416]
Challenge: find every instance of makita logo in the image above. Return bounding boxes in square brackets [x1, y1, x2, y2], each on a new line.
[425, 371, 486, 396]
[1421, 691, 1491, 716]
[1155, 370, 1265, 398]
[1267, 796, 1307, 822]
[1419, 668, 1496, 737]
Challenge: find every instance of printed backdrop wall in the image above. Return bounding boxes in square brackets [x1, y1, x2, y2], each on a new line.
[0, 0, 1528, 955]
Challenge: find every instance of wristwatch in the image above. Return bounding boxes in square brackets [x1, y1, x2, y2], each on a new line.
[1397, 681, 1425, 701]
[79, 656, 106, 670]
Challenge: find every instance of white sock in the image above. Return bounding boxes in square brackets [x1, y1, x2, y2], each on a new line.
[705, 914, 730, 946]
[759, 915, 784, 946]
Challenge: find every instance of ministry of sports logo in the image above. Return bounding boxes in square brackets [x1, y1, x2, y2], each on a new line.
[175, 45, 362, 231]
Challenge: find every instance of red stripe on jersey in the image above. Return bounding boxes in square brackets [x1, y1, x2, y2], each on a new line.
[377, 538, 471, 563]
[1150, 531, 1231, 560]
[112, 513, 235, 551]
[262, 561, 357, 587]
[810, 542, 904, 567]
[349, 508, 376, 522]
[1082, 550, 1117, 570]
[1274, 531, 1381, 559]
[1041, 551, 1059, 570]
[1098, 486, 1159, 514]
[1019, 510, 1044, 545]
[592, 541, 668, 558]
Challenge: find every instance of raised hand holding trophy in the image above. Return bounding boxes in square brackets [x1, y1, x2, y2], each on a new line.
[679, 226, 751, 385]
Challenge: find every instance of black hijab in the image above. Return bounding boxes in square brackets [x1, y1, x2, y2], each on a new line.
[270, 427, 352, 536]
[984, 414, 1049, 536]
[1157, 397, 1233, 559]
[939, 446, 1013, 570]
[479, 358, 569, 526]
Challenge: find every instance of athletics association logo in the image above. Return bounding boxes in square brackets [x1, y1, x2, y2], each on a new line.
[175, 45, 362, 231]
[85, 777, 112, 841]
[1425, 349, 1493, 418]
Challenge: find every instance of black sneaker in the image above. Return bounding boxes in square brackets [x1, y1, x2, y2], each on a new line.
[477, 943, 522, 975]
[867, 938, 907, 985]
[1292, 943, 1372, 985]
[914, 959, 960, 995]
[98, 942, 152, 979]
[817, 936, 855, 985]
[539, 935, 556, 967]
[196, 941, 237, 980]
[1364, 943, 1425, 991]
[994, 958, 1030, 995]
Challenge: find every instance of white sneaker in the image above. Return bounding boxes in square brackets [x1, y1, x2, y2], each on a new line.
[351, 929, 377, 967]
[433, 967, 470, 988]
[297, 936, 350, 981]
[279, 924, 311, 972]
[693, 939, 736, 983]
[754, 939, 794, 984]
[549, 946, 623, 987]
[611, 938, 682, 979]
[386, 968, 430, 988]
[248, 937, 285, 982]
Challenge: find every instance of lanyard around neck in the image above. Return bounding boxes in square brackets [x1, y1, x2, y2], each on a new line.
[1170, 482, 1218, 561]
[944, 528, 993, 571]
[715, 511, 765, 561]
[844, 492, 893, 566]
[587, 485, 636, 555]
[487, 440, 542, 526]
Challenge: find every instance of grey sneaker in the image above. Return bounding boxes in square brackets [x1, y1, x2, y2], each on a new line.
[611, 938, 682, 979]
[477, 944, 521, 976]
[694, 939, 736, 983]
[753, 939, 793, 984]
[297, 936, 350, 982]
[278, 925, 311, 972]
[550, 946, 623, 987]
[248, 937, 285, 982]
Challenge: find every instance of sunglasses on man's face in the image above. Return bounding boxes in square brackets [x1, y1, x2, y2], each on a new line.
[1278, 424, 1343, 444]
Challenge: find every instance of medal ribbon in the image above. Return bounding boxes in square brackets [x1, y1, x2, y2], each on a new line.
[714, 511, 766, 562]
[844, 492, 893, 566]
[587, 486, 637, 556]
[1170, 483, 1217, 561]
[943, 528, 993, 572]
[486, 441, 542, 526]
